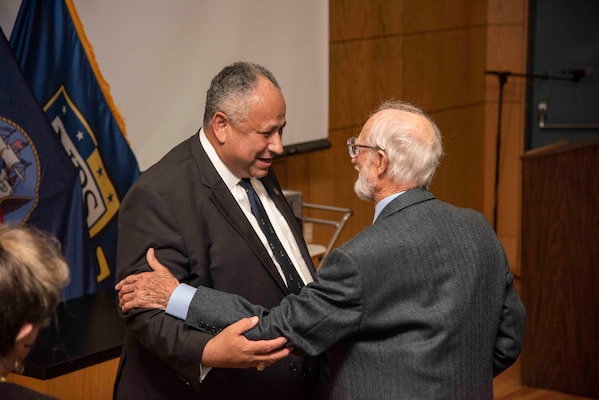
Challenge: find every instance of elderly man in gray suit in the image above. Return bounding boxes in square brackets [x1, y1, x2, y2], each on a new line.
[117, 100, 526, 399]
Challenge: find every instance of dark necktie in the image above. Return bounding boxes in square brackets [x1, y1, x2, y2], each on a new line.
[239, 178, 304, 294]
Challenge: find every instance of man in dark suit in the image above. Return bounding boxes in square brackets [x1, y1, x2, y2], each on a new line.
[113, 62, 319, 399]
[117, 100, 526, 399]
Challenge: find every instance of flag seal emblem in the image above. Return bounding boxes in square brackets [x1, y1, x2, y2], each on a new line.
[0, 116, 39, 223]
[45, 86, 120, 238]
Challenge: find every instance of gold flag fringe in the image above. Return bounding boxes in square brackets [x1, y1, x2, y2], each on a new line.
[64, 0, 133, 146]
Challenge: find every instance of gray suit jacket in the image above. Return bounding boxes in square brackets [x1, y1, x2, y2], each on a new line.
[114, 134, 319, 400]
[185, 188, 526, 399]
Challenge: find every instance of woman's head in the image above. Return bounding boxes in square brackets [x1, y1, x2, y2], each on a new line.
[0, 224, 69, 359]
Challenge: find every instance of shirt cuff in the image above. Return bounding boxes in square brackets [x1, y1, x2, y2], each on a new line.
[199, 365, 212, 382]
[165, 283, 196, 320]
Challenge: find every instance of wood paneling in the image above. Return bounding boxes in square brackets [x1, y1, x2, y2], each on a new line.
[403, 28, 488, 110]
[484, 2, 529, 274]
[429, 106, 486, 211]
[487, 0, 528, 24]
[403, 0, 488, 33]
[330, 0, 404, 41]
[329, 38, 404, 130]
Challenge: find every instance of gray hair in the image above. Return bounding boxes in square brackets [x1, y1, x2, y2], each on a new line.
[203, 62, 281, 127]
[366, 100, 444, 187]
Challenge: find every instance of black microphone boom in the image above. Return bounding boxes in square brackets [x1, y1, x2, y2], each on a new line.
[485, 69, 584, 82]
[560, 67, 595, 82]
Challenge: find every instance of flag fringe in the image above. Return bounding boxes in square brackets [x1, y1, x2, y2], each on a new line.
[64, 0, 133, 145]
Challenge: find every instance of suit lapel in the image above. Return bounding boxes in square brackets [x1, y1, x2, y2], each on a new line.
[190, 137, 290, 293]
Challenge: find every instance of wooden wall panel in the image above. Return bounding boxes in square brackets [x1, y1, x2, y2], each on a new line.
[329, 38, 404, 130]
[496, 101, 524, 267]
[487, 0, 527, 24]
[484, 2, 529, 274]
[403, 0, 487, 32]
[330, 0, 404, 41]
[429, 106, 486, 211]
[402, 28, 487, 110]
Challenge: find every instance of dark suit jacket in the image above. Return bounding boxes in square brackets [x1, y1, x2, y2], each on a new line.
[184, 188, 526, 400]
[113, 134, 319, 400]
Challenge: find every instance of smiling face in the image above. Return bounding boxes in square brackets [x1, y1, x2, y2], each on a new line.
[212, 76, 286, 179]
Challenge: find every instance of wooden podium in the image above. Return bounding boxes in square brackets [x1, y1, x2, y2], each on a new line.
[520, 138, 599, 398]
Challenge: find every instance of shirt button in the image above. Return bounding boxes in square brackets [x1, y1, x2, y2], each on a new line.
[289, 362, 297, 373]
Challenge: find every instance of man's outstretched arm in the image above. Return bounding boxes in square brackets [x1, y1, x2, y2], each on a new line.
[115, 248, 292, 370]
[118, 246, 364, 358]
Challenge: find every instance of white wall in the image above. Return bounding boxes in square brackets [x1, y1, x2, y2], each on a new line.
[0, 0, 329, 170]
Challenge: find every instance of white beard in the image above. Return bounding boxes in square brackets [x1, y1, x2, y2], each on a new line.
[354, 164, 375, 202]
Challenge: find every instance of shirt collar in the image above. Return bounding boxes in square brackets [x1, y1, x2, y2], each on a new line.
[199, 128, 242, 190]
[373, 191, 405, 224]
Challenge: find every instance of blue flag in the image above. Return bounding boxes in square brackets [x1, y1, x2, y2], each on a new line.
[9, 0, 141, 294]
[0, 28, 96, 300]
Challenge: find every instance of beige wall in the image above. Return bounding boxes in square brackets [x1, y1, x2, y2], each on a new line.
[275, 0, 528, 277]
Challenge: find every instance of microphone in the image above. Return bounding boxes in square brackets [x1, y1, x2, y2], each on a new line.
[560, 67, 595, 81]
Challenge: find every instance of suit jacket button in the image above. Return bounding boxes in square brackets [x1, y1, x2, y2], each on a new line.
[289, 362, 297, 373]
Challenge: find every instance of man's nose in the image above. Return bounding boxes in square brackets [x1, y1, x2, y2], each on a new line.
[268, 132, 284, 155]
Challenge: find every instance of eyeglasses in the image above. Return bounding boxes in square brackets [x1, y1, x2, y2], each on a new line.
[346, 136, 384, 157]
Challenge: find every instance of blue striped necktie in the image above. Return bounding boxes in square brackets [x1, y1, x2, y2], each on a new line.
[239, 178, 304, 294]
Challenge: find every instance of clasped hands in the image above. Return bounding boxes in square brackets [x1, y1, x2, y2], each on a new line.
[115, 248, 291, 371]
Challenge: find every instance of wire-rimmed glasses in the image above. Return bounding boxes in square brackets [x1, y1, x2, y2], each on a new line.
[346, 136, 384, 157]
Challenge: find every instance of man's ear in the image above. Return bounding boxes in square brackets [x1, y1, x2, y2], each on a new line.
[212, 112, 230, 144]
[376, 150, 388, 176]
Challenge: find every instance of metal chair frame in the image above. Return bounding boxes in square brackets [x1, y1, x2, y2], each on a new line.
[302, 203, 353, 268]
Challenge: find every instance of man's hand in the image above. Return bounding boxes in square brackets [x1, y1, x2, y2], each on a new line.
[202, 316, 291, 369]
[115, 248, 179, 313]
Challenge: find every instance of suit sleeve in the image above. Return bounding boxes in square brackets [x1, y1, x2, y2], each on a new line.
[186, 247, 365, 356]
[117, 181, 212, 388]
[492, 270, 526, 376]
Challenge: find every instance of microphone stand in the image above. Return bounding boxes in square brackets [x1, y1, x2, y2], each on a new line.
[484, 70, 580, 232]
